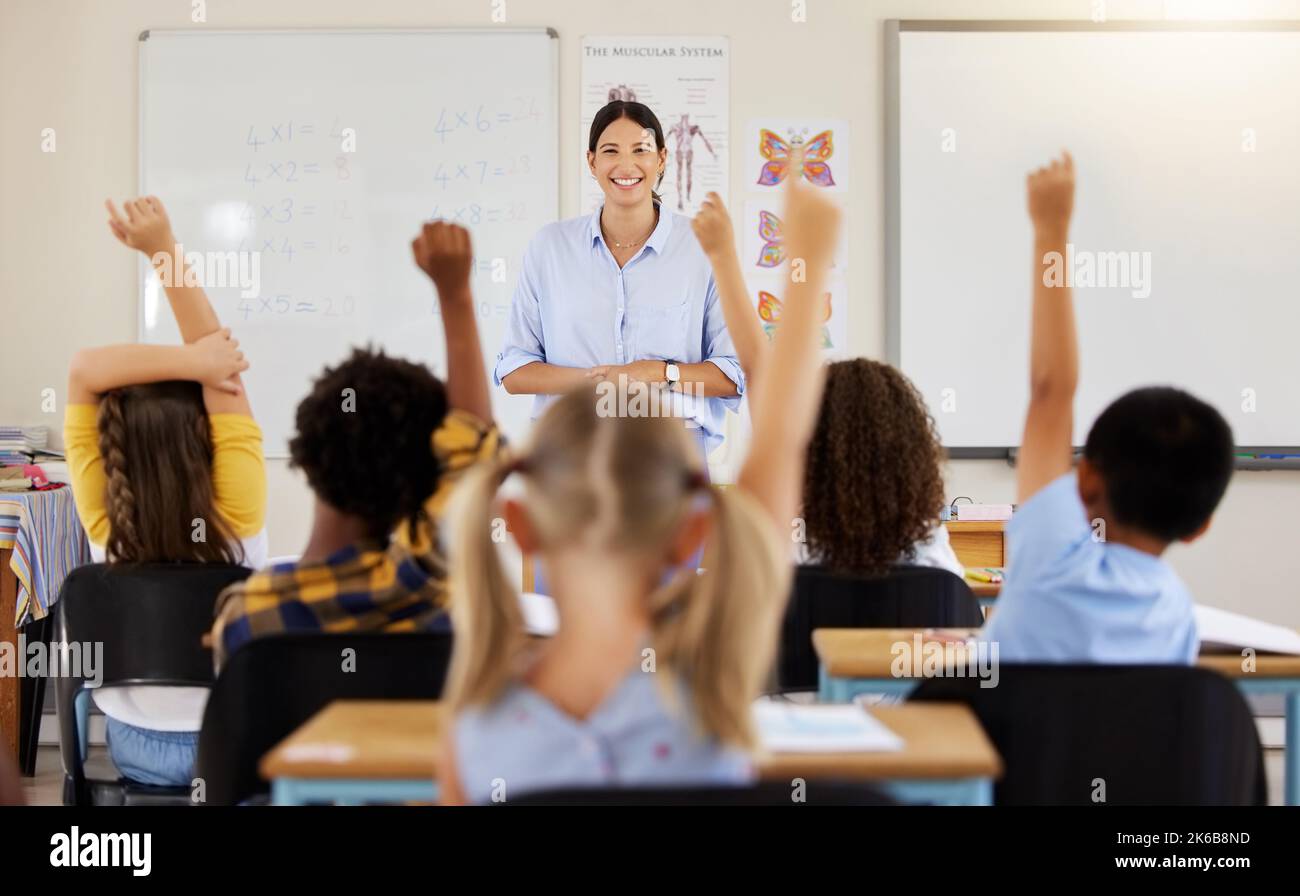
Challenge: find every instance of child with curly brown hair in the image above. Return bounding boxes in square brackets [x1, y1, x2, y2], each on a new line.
[210, 220, 502, 667]
[692, 193, 960, 576]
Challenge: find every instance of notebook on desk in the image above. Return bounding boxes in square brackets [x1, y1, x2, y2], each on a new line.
[1195, 604, 1300, 656]
[754, 702, 904, 753]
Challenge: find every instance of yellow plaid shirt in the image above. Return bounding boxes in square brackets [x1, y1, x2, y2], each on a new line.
[211, 410, 501, 667]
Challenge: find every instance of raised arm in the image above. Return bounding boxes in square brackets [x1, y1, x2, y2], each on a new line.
[106, 196, 252, 416]
[67, 330, 248, 405]
[735, 175, 841, 531]
[412, 221, 493, 424]
[692, 192, 769, 388]
[1017, 151, 1079, 504]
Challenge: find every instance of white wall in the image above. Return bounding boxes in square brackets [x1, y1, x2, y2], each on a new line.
[3, 0, 1298, 624]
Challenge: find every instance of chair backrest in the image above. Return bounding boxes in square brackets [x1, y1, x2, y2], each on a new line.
[911, 665, 1267, 806]
[55, 563, 252, 686]
[53, 562, 253, 803]
[194, 631, 453, 806]
[504, 780, 897, 806]
[779, 564, 984, 690]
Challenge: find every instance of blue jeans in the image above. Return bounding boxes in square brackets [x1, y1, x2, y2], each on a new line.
[105, 717, 198, 787]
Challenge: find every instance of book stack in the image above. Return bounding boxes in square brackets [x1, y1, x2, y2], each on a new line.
[0, 426, 67, 486]
[0, 426, 34, 466]
[0, 425, 50, 463]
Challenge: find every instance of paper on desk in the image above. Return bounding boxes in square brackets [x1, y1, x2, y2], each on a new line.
[754, 702, 904, 753]
[1195, 604, 1300, 656]
[281, 743, 357, 763]
[953, 504, 1014, 521]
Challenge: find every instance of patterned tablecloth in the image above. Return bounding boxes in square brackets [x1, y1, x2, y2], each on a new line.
[0, 486, 91, 625]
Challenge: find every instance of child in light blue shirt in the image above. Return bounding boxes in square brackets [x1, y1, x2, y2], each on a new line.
[984, 472, 1201, 663]
[981, 152, 1233, 665]
[453, 659, 753, 803]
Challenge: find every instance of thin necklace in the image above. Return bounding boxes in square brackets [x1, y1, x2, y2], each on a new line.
[603, 207, 659, 249]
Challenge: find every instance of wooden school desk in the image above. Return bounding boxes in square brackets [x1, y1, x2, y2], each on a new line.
[944, 521, 1004, 567]
[260, 699, 1002, 806]
[812, 627, 1300, 806]
[963, 577, 1000, 606]
[945, 520, 1004, 607]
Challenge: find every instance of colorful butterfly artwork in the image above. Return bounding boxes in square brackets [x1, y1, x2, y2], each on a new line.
[757, 129, 836, 187]
[756, 210, 783, 267]
[756, 290, 834, 348]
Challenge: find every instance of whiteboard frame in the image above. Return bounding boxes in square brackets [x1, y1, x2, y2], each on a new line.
[137, 27, 561, 457]
[885, 19, 1300, 463]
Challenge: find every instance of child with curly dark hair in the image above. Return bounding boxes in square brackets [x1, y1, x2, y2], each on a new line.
[799, 359, 959, 575]
[210, 221, 502, 668]
[692, 193, 960, 577]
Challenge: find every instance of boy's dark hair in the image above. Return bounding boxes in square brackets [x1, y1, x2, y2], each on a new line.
[290, 347, 449, 540]
[1083, 386, 1234, 542]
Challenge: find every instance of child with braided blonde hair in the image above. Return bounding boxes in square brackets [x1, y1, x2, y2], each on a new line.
[438, 175, 841, 803]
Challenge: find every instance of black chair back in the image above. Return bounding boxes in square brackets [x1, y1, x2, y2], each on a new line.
[780, 564, 983, 690]
[195, 631, 453, 805]
[53, 562, 252, 806]
[911, 664, 1267, 805]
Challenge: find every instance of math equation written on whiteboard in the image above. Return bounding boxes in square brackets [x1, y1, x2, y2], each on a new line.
[231, 100, 542, 324]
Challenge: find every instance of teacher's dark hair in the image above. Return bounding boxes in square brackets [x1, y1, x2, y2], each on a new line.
[588, 100, 666, 203]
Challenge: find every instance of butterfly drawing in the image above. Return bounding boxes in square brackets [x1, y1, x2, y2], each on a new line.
[756, 290, 834, 348]
[756, 129, 836, 187]
[756, 210, 784, 267]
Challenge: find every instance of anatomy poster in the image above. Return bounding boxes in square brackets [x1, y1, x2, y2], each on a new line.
[581, 36, 729, 216]
[742, 199, 849, 275]
[744, 119, 849, 193]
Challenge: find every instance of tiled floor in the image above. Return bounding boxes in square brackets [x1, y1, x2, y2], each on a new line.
[19, 744, 1291, 806]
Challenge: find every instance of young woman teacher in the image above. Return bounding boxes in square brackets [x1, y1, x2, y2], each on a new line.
[494, 100, 744, 467]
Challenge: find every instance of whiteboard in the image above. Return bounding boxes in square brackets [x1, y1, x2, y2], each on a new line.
[888, 23, 1300, 451]
[139, 29, 558, 454]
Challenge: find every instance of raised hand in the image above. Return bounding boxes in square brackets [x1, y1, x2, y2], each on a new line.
[412, 220, 474, 301]
[106, 196, 177, 258]
[781, 170, 842, 272]
[1027, 151, 1075, 239]
[189, 328, 248, 395]
[691, 192, 735, 258]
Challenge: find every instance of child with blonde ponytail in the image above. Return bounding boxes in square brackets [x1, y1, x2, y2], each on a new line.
[439, 174, 842, 803]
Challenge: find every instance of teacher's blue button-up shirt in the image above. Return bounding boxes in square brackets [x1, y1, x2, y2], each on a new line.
[494, 204, 744, 451]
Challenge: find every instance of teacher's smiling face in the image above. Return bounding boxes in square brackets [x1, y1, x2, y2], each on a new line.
[587, 114, 667, 210]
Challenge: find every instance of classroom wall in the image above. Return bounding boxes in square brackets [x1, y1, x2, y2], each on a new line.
[4, 0, 1299, 625]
